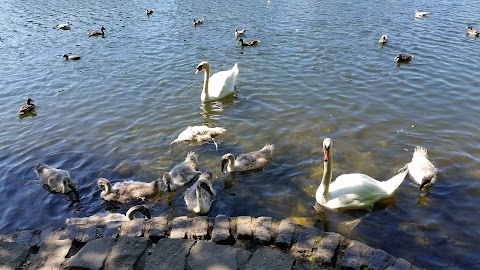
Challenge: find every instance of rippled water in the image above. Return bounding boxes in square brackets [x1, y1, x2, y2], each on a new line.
[1, 0, 480, 268]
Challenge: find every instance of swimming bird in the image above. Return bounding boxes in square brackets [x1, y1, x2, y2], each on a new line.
[315, 138, 408, 210]
[172, 125, 227, 150]
[56, 22, 71, 30]
[146, 9, 154, 17]
[235, 28, 247, 40]
[378, 35, 388, 44]
[399, 147, 437, 190]
[184, 171, 216, 214]
[66, 204, 151, 225]
[63, 53, 80, 60]
[195, 61, 239, 102]
[97, 178, 166, 203]
[193, 18, 204, 27]
[88, 26, 106, 37]
[18, 98, 35, 116]
[163, 152, 201, 191]
[466, 25, 479, 37]
[394, 54, 413, 62]
[34, 163, 78, 194]
[415, 10, 429, 18]
[221, 144, 274, 173]
[238, 38, 260, 47]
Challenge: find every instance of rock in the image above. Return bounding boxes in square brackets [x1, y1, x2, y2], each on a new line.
[63, 238, 116, 270]
[143, 238, 195, 270]
[340, 240, 376, 270]
[314, 232, 343, 265]
[243, 247, 295, 270]
[27, 239, 72, 270]
[0, 242, 31, 269]
[291, 226, 324, 256]
[104, 237, 150, 270]
[368, 249, 390, 270]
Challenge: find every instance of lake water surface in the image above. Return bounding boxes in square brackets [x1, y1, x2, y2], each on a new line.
[1, 0, 479, 268]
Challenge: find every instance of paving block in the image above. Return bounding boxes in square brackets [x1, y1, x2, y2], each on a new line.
[170, 216, 189, 239]
[385, 257, 412, 270]
[27, 239, 72, 270]
[314, 232, 343, 265]
[0, 241, 31, 270]
[243, 247, 295, 270]
[63, 238, 116, 270]
[340, 240, 376, 270]
[143, 238, 195, 270]
[255, 217, 273, 244]
[291, 226, 324, 255]
[144, 216, 168, 240]
[275, 219, 297, 248]
[104, 221, 122, 238]
[368, 249, 390, 270]
[14, 230, 35, 245]
[187, 216, 209, 240]
[120, 219, 144, 237]
[104, 237, 150, 270]
[236, 216, 253, 239]
[211, 214, 231, 244]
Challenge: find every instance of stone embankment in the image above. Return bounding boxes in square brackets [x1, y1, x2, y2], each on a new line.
[0, 215, 421, 270]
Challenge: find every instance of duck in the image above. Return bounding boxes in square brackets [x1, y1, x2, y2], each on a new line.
[88, 26, 106, 37]
[378, 35, 388, 44]
[184, 171, 216, 214]
[193, 18, 204, 27]
[415, 10, 429, 18]
[235, 28, 247, 40]
[238, 38, 260, 47]
[399, 147, 437, 190]
[18, 98, 35, 116]
[146, 9, 154, 17]
[394, 54, 413, 62]
[163, 152, 201, 191]
[56, 22, 71, 30]
[66, 204, 151, 225]
[172, 125, 227, 150]
[195, 61, 239, 102]
[63, 53, 80, 60]
[221, 144, 274, 173]
[97, 178, 166, 203]
[34, 163, 78, 194]
[315, 138, 408, 210]
[466, 25, 479, 37]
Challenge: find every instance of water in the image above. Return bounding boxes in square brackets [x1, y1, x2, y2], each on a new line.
[1, 0, 479, 268]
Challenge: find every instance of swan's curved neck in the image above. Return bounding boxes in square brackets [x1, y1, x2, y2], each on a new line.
[202, 64, 211, 101]
[101, 181, 112, 196]
[194, 185, 203, 213]
[320, 152, 333, 204]
[226, 155, 235, 172]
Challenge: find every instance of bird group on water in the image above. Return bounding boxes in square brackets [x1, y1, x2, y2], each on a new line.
[17, 7, 460, 224]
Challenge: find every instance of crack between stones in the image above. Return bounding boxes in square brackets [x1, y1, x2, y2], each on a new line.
[184, 240, 197, 270]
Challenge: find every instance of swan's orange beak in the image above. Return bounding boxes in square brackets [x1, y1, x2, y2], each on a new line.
[323, 147, 329, 162]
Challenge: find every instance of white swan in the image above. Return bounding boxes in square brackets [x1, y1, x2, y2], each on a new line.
[34, 163, 78, 194]
[66, 205, 151, 225]
[415, 10, 429, 18]
[221, 144, 274, 173]
[378, 35, 388, 44]
[184, 171, 216, 214]
[399, 147, 437, 190]
[315, 138, 408, 210]
[195, 61, 239, 102]
[163, 152, 201, 191]
[97, 178, 166, 203]
[172, 125, 226, 150]
[56, 22, 70, 30]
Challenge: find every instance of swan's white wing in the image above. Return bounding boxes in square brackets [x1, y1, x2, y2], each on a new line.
[326, 174, 390, 209]
[207, 64, 238, 100]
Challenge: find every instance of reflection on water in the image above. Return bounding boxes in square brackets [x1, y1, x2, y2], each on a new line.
[0, 0, 480, 268]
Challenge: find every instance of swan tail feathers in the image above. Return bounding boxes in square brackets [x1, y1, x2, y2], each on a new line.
[383, 169, 408, 195]
[232, 63, 239, 76]
[414, 146, 428, 157]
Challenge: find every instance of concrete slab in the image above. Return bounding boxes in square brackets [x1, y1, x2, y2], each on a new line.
[27, 239, 72, 270]
[243, 247, 294, 270]
[0, 242, 31, 270]
[63, 238, 116, 270]
[143, 238, 195, 270]
[188, 241, 252, 270]
[104, 237, 150, 270]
